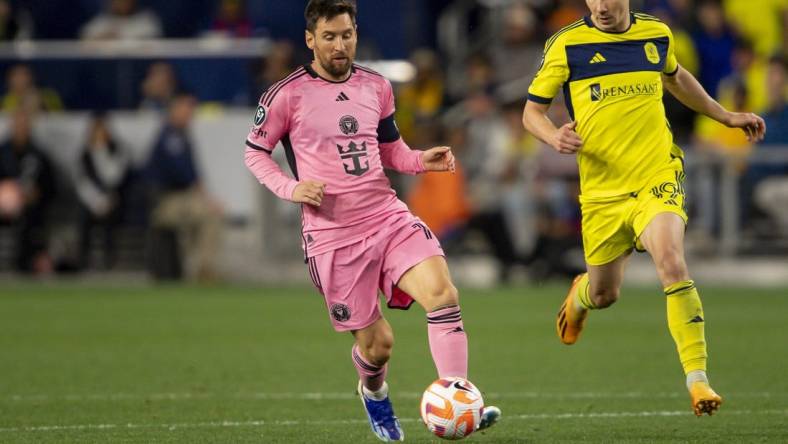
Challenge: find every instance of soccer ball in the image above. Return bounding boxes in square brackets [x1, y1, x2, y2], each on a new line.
[420, 377, 484, 440]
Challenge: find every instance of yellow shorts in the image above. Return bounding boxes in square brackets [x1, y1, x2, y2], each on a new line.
[580, 157, 688, 266]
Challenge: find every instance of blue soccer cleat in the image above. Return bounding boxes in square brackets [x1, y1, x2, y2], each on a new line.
[357, 381, 404, 442]
[477, 405, 502, 432]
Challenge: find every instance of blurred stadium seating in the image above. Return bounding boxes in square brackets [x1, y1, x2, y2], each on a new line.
[0, 0, 786, 285]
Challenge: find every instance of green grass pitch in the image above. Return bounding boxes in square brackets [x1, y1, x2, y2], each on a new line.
[0, 282, 786, 443]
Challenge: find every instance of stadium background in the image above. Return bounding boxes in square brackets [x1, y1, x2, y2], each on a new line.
[0, 0, 786, 443]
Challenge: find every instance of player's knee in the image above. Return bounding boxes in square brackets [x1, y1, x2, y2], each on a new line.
[590, 286, 619, 308]
[655, 250, 688, 283]
[424, 284, 459, 312]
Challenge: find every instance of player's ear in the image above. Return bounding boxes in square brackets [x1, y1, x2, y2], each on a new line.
[305, 30, 315, 50]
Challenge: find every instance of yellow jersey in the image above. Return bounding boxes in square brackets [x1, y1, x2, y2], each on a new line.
[528, 12, 682, 199]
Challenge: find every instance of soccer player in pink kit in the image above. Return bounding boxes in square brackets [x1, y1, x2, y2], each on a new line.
[244, 0, 500, 441]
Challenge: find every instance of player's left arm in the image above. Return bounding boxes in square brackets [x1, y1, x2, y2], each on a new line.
[662, 65, 766, 142]
[377, 79, 455, 174]
[378, 125, 455, 174]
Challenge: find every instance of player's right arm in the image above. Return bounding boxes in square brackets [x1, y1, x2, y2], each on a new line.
[521, 35, 583, 154]
[523, 102, 583, 154]
[244, 86, 325, 207]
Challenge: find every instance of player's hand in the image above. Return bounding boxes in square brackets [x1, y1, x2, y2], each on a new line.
[724, 112, 766, 142]
[292, 180, 326, 207]
[551, 121, 583, 154]
[421, 146, 456, 173]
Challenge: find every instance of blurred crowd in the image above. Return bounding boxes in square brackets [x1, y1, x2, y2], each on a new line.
[0, 0, 787, 281]
[0, 97, 222, 281]
[0, 0, 259, 41]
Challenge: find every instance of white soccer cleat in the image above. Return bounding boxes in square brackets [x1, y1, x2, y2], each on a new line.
[477, 405, 501, 431]
[476, 405, 501, 432]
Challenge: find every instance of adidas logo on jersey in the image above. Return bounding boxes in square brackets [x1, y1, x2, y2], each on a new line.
[589, 52, 607, 64]
[336, 92, 350, 101]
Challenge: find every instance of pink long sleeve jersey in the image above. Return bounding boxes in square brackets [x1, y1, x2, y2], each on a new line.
[244, 64, 425, 257]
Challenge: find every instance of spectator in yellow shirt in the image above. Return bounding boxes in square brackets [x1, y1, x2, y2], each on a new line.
[1, 64, 63, 113]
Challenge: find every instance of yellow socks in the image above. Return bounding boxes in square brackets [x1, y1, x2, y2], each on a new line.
[574, 273, 596, 310]
[665, 280, 707, 374]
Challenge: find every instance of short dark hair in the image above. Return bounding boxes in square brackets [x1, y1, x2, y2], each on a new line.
[305, 0, 356, 32]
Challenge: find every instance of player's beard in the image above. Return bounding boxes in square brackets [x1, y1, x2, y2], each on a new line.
[319, 53, 353, 78]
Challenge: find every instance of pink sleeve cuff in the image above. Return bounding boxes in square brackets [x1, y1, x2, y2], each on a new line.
[282, 180, 299, 201]
[414, 149, 426, 174]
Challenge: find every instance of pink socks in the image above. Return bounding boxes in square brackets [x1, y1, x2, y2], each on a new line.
[426, 305, 468, 378]
[352, 344, 387, 391]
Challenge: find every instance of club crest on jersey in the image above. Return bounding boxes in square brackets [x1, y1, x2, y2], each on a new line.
[330, 303, 351, 322]
[339, 115, 359, 135]
[644, 42, 660, 64]
[254, 105, 267, 126]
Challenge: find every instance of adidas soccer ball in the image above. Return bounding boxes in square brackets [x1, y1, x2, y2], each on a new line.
[420, 377, 484, 440]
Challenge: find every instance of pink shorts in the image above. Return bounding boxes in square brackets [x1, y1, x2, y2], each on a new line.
[306, 214, 444, 332]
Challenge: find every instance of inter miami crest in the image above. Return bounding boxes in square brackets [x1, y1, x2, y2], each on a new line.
[254, 105, 267, 125]
[330, 303, 351, 322]
[339, 115, 359, 135]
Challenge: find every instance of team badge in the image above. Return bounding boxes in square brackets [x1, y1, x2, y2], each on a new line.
[330, 303, 351, 322]
[644, 42, 660, 64]
[254, 105, 267, 125]
[339, 115, 359, 135]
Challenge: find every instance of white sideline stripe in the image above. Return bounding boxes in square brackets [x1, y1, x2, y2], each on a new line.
[3, 391, 785, 402]
[0, 409, 786, 433]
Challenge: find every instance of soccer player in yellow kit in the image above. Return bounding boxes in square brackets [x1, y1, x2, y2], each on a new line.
[523, 0, 766, 416]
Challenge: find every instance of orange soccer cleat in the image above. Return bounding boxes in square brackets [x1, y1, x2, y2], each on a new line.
[689, 381, 723, 416]
[556, 274, 588, 345]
